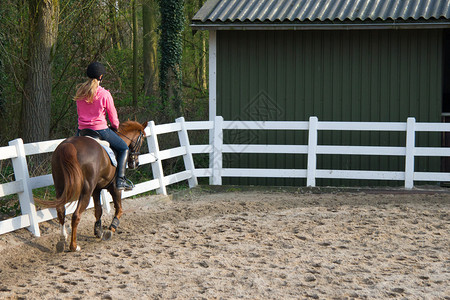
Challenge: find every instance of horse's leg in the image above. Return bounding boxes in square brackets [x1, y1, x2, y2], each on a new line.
[92, 189, 103, 238]
[110, 188, 123, 232]
[56, 206, 67, 253]
[102, 187, 123, 240]
[69, 193, 91, 252]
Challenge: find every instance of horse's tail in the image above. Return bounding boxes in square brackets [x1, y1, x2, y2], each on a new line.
[37, 143, 83, 208]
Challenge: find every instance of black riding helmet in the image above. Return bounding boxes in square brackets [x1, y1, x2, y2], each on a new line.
[86, 62, 105, 80]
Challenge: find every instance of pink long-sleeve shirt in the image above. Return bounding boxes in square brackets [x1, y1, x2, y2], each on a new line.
[77, 86, 120, 130]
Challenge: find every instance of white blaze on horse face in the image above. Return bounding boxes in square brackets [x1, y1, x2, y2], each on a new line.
[60, 224, 68, 240]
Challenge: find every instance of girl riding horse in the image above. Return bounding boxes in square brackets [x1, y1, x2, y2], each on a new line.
[75, 62, 133, 190]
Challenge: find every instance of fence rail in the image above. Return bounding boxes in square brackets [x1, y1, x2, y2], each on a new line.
[1, 116, 449, 237]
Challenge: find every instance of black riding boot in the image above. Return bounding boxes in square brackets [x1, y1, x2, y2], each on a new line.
[116, 149, 134, 190]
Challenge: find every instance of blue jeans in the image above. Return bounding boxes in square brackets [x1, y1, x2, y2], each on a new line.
[77, 128, 128, 153]
[95, 128, 128, 153]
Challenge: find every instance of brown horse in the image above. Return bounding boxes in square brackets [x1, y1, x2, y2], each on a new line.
[43, 121, 147, 252]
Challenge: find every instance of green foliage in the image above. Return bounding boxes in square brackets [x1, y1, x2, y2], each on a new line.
[0, 162, 14, 184]
[159, 0, 185, 116]
[0, 0, 208, 144]
[0, 162, 19, 219]
[0, 197, 20, 219]
[0, 2, 27, 144]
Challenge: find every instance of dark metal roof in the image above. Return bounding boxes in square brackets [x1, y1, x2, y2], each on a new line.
[192, 0, 450, 29]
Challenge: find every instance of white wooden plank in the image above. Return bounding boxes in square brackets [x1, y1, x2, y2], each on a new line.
[144, 125, 151, 136]
[194, 168, 212, 177]
[223, 121, 308, 130]
[415, 123, 450, 132]
[316, 170, 405, 180]
[9, 138, 40, 236]
[154, 122, 182, 135]
[36, 207, 58, 223]
[66, 199, 92, 214]
[0, 181, 23, 197]
[405, 118, 416, 189]
[222, 168, 307, 178]
[148, 121, 167, 195]
[0, 215, 31, 235]
[414, 147, 450, 157]
[217, 144, 448, 157]
[318, 122, 407, 131]
[139, 152, 157, 165]
[23, 139, 65, 155]
[177, 117, 198, 188]
[413, 172, 450, 181]
[0, 145, 18, 160]
[159, 146, 187, 160]
[29, 174, 53, 190]
[211, 116, 224, 185]
[184, 121, 214, 130]
[101, 189, 112, 214]
[222, 144, 308, 154]
[317, 146, 405, 156]
[122, 179, 161, 198]
[36, 196, 103, 224]
[164, 171, 192, 186]
[307, 117, 318, 187]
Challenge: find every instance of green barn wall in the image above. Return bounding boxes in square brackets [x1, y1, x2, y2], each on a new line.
[216, 29, 443, 187]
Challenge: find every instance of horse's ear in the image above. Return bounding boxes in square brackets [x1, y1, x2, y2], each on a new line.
[141, 121, 148, 129]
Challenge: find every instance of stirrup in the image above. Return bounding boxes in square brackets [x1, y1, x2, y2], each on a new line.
[117, 177, 134, 191]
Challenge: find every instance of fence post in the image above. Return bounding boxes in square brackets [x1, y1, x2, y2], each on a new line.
[9, 138, 40, 236]
[307, 116, 318, 187]
[210, 116, 223, 185]
[405, 117, 416, 189]
[148, 121, 167, 195]
[100, 190, 112, 214]
[176, 117, 198, 188]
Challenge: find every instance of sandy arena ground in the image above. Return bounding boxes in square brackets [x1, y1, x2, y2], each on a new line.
[0, 186, 449, 299]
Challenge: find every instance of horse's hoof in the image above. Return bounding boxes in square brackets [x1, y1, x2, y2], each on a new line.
[94, 220, 103, 238]
[69, 245, 81, 252]
[95, 228, 103, 239]
[102, 230, 113, 241]
[56, 240, 65, 253]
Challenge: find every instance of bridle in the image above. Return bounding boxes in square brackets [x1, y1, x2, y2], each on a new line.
[117, 130, 144, 158]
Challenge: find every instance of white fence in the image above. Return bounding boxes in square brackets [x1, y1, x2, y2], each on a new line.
[1, 116, 450, 237]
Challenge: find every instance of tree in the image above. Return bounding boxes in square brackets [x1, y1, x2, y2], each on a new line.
[159, 0, 184, 117]
[109, 0, 121, 50]
[132, 0, 138, 107]
[143, 0, 158, 98]
[185, 0, 207, 91]
[200, 30, 207, 90]
[21, 0, 59, 142]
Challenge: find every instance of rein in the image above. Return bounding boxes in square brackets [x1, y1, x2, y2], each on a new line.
[117, 130, 144, 156]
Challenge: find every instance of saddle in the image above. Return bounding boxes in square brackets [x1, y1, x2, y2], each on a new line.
[78, 129, 117, 167]
[79, 129, 110, 147]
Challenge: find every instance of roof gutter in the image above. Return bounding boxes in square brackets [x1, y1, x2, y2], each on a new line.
[190, 22, 450, 31]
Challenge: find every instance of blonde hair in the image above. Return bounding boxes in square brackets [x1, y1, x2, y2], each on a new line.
[74, 78, 99, 103]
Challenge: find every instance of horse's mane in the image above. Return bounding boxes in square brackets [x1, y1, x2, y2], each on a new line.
[119, 120, 145, 133]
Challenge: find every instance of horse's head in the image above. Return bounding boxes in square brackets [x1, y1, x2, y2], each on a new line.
[118, 121, 148, 169]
